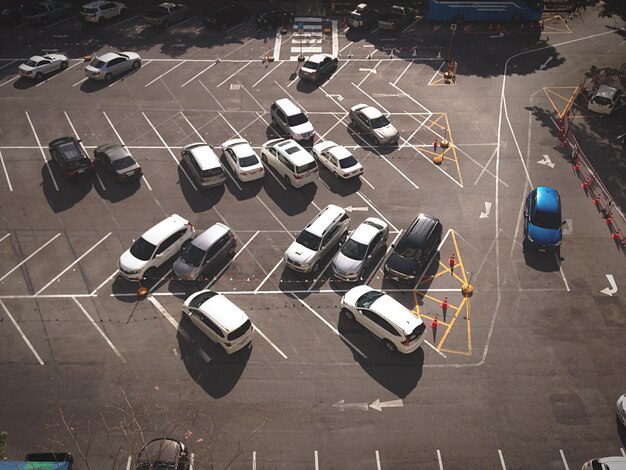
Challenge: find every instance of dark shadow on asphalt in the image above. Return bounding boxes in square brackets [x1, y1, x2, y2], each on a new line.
[345, 124, 398, 156]
[177, 315, 250, 398]
[178, 164, 225, 212]
[318, 169, 362, 196]
[94, 167, 141, 202]
[261, 167, 317, 216]
[337, 312, 424, 398]
[42, 164, 93, 213]
[523, 247, 561, 272]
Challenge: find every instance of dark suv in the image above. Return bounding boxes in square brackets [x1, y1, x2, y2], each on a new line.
[48, 136, 94, 179]
[136, 438, 189, 470]
[384, 213, 442, 283]
[255, 8, 294, 29]
[203, 4, 249, 29]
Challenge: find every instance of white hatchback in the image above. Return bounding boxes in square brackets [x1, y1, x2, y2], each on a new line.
[312, 141, 363, 179]
[221, 138, 265, 182]
[183, 290, 254, 354]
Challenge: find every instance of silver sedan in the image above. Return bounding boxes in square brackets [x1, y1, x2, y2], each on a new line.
[18, 54, 69, 79]
[84, 51, 141, 81]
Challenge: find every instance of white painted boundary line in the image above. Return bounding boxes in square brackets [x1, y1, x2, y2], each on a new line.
[72, 297, 126, 363]
[202, 231, 259, 290]
[556, 252, 570, 292]
[252, 451, 256, 470]
[0, 59, 17, 71]
[392, 61, 413, 86]
[252, 62, 282, 88]
[254, 259, 283, 293]
[427, 60, 446, 86]
[26, 111, 59, 191]
[331, 20, 339, 57]
[91, 268, 119, 296]
[35, 232, 111, 296]
[0, 233, 61, 283]
[147, 295, 179, 329]
[125, 454, 132, 470]
[559, 450, 569, 470]
[35, 59, 83, 87]
[436, 450, 444, 470]
[254, 324, 288, 359]
[0, 149, 13, 191]
[181, 62, 216, 87]
[0, 75, 19, 87]
[314, 450, 319, 470]
[295, 295, 368, 360]
[216, 62, 250, 88]
[145, 60, 184, 87]
[273, 29, 283, 61]
[424, 340, 447, 358]
[0, 233, 10, 243]
[621, 448, 626, 457]
[498, 450, 506, 469]
[0, 299, 44, 365]
[375, 450, 381, 470]
[322, 58, 349, 87]
[356, 191, 397, 232]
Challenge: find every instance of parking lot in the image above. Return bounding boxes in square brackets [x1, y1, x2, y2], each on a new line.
[0, 4, 625, 469]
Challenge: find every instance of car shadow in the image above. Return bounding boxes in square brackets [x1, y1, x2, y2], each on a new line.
[13, 77, 45, 90]
[618, 415, 626, 446]
[178, 164, 225, 213]
[177, 316, 251, 398]
[111, 276, 143, 303]
[337, 313, 424, 398]
[41, 164, 93, 213]
[345, 124, 398, 156]
[220, 162, 263, 200]
[94, 167, 141, 202]
[79, 68, 141, 92]
[261, 168, 317, 216]
[523, 247, 562, 272]
[318, 169, 362, 196]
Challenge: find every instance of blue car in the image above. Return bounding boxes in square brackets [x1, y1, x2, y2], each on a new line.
[523, 186, 564, 251]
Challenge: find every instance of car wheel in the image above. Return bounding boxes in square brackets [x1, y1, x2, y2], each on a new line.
[383, 339, 397, 353]
[35, 72, 43, 80]
[342, 308, 355, 321]
[132, 61, 140, 69]
[340, 231, 348, 243]
[261, 153, 267, 163]
[143, 267, 158, 282]
[312, 261, 319, 272]
[283, 174, 291, 186]
[228, 246, 235, 256]
[333, 171, 340, 179]
[60, 61, 68, 70]
[104, 72, 113, 81]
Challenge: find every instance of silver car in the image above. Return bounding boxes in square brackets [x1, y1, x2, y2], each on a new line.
[332, 217, 388, 282]
[84, 51, 141, 81]
[173, 223, 236, 281]
[349, 103, 399, 145]
[18, 54, 68, 79]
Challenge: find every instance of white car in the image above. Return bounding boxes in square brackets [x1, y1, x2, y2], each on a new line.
[221, 138, 265, 182]
[332, 217, 388, 282]
[349, 103, 399, 145]
[312, 141, 363, 179]
[183, 290, 254, 354]
[341, 285, 426, 354]
[587, 85, 623, 115]
[260, 138, 318, 187]
[119, 214, 196, 282]
[18, 54, 68, 79]
[85, 51, 141, 81]
[80, 1, 126, 23]
[618, 394, 626, 427]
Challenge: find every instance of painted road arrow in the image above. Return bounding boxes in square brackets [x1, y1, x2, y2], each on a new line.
[540, 56, 554, 70]
[490, 32, 504, 38]
[600, 274, 618, 296]
[369, 399, 404, 412]
[344, 206, 369, 212]
[538, 154, 555, 168]
[479, 202, 492, 219]
[333, 400, 369, 412]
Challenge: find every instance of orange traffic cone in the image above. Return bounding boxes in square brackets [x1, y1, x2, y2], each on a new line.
[431, 316, 439, 329]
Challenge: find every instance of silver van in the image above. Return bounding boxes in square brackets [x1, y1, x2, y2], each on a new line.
[173, 223, 236, 281]
[181, 143, 226, 188]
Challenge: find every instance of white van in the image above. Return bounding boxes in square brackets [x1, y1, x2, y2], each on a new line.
[587, 85, 623, 115]
[260, 138, 318, 187]
[582, 456, 626, 470]
[181, 143, 226, 188]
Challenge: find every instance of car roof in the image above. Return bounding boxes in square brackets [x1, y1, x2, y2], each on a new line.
[305, 204, 346, 237]
[360, 106, 383, 120]
[96, 52, 122, 62]
[139, 438, 183, 464]
[274, 98, 302, 117]
[351, 218, 385, 244]
[223, 139, 255, 159]
[83, 1, 112, 7]
[275, 140, 315, 166]
[97, 143, 129, 161]
[191, 223, 230, 250]
[142, 214, 189, 245]
[306, 54, 331, 64]
[535, 186, 560, 214]
[29, 55, 46, 62]
[371, 294, 422, 334]
[328, 145, 353, 160]
[199, 293, 249, 332]
[594, 85, 619, 99]
[185, 143, 220, 170]
[403, 213, 439, 245]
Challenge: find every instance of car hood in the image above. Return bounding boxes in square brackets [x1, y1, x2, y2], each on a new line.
[291, 122, 314, 137]
[342, 284, 374, 306]
[285, 242, 316, 264]
[374, 124, 398, 140]
[173, 258, 199, 280]
[527, 224, 561, 245]
[119, 249, 147, 272]
[333, 252, 364, 274]
[385, 252, 417, 276]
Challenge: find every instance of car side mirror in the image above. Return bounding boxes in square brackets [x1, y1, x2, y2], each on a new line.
[561, 220, 567, 226]
[390, 244, 395, 249]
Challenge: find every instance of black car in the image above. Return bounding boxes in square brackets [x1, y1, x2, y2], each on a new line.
[203, 4, 249, 30]
[384, 213, 442, 283]
[94, 143, 142, 182]
[136, 438, 189, 470]
[298, 53, 338, 83]
[255, 8, 294, 29]
[48, 136, 94, 179]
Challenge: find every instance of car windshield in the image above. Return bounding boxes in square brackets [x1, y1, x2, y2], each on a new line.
[395, 242, 422, 261]
[136, 463, 176, 470]
[24, 59, 38, 67]
[179, 243, 205, 267]
[296, 230, 321, 251]
[531, 208, 562, 230]
[339, 156, 359, 169]
[302, 60, 319, 70]
[201, 167, 223, 178]
[341, 239, 368, 260]
[238, 155, 259, 167]
[591, 96, 612, 106]
[408, 323, 426, 341]
[227, 320, 252, 341]
[112, 156, 136, 170]
[90, 58, 106, 68]
[356, 290, 384, 308]
[189, 291, 217, 308]
[287, 113, 308, 126]
[370, 115, 390, 129]
[129, 237, 156, 261]
[58, 141, 84, 161]
[349, 12, 360, 20]
[22, 4, 46, 14]
[82, 7, 98, 13]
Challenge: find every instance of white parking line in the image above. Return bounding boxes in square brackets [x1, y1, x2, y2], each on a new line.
[295, 295, 368, 360]
[72, 76, 89, 87]
[254, 259, 283, 293]
[0, 233, 10, 243]
[35, 59, 83, 87]
[357, 60, 381, 87]
[25, 111, 59, 191]
[0, 59, 18, 71]
[252, 62, 283, 88]
[0, 299, 44, 365]
[254, 324, 288, 359]
[147, 295, 179, 329]
[144, 60, 184, 87]
[322, 59, 349, 88]
[125, 454, 132, 470]
[0, 233, 61, 283]
[35, 233, 111, 296]
[240, 84, 266, 111]
[273, 28, 283, 61]
[0, 75, 19, 87]
[90, 268, 119, 296]
[360, 176, 374, 189]
[181, 62, 216, 87]
[314, 450, 319, 470]
[621, 448, 626, 457]
[72, 297, 126, 363]
[559, 450, 570, 470]
[253, 196, 294, 238]
[307, 254, 336, 292]
[252, 451, 256, 470]
[198, 80, 226, 111]
[556, 252, 570, 292]
[0, 149, 12, 191]
[498, 450, 506, 469]
[436, 450, 444, 470]
[201, 231, 259, 290]
[375, 450, 381, 470]
[392, 61, 413, 86]
[424, 340, 447, 358]
[356, 192, 397, 231]
[216, 62, 250, 88]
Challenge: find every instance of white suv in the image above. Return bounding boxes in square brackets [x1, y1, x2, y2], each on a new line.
[119, 214, 196, 282]
[270, 98, 315, 142]
[260, 138, 318, 187]
[284, 204, 350, 273]
[81, 1, 126, 23]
